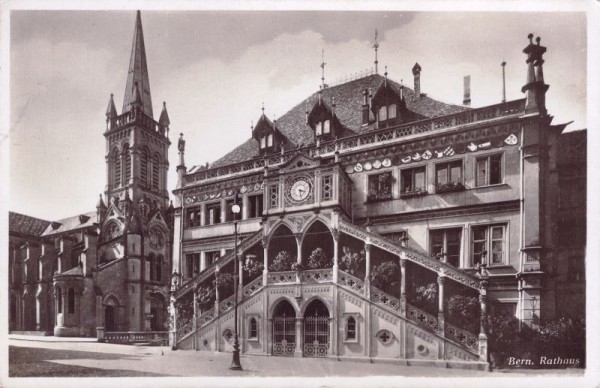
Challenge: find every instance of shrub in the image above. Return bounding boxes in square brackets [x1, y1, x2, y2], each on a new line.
[269, 250, 296, 272]
[243, 255, 264, 279]
[413, 282, 437, 313]
[307, 248, 332, 269]
[446, 294, 480, 333]
[370, 261, 400, 295]
[339, 246, 365, 278]
[196, 283, 215, 310]
[214, 272, 234, 299]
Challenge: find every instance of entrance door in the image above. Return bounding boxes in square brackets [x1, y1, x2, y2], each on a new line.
[105, 306, 116, 331]
[303, 300, 329, 357]
[272, 300, 296, 356]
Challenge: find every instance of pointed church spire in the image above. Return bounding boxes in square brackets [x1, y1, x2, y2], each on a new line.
[159, 101, 170, 127]
[123, 10, 153, 118]
[106, 93, 117, 118]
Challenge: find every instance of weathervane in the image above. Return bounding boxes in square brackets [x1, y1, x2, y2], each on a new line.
[373, 28, 379, 74]
[320, 49, 326, 89]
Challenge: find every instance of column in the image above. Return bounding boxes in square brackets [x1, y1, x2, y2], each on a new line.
[332, 229, 339, 283]
[193, 291, 198, 331]
[296, 234, 302, 284]
[478, 285, 488, 362]
[437, 275, 445, 335]
[214, 269, 220, 314]
[266, 318, 273, 355]
[294, 317, 303, 357]
[400, 256, 407, 316]
[169, 294, 177, 349]
[200, 203, 206, 227]
[262, 240, 269, 285]
[364, 243, 371, 298]
[200, 251, 207, 272]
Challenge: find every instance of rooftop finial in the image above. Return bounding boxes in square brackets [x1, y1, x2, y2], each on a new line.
[373, 28, 379, 74]
[501, 61, 507, 103]
[251, 120, 254, 130]
[261, 102, 265, 115]
[528, 33, 534, 44]
[320, 49, 326, 89]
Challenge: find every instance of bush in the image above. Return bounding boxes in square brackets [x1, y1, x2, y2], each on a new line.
[370, 261, 400, 295]
[534, 316, 585, 366]
[413, 282, 437, 313]
[339, 246, 365, 278]
[214, 272, 234, 299]
[269, 250, 296, 272]
[307, 248, 332, 269]
[243, 255, 264, 280]
[446, 294, 479, 333]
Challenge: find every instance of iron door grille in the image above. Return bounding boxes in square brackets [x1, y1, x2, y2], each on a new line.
[272, 315, 295, 356]
[303, 315, 329, 357]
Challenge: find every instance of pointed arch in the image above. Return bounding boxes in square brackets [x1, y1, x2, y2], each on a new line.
[269, 297, 298, 319]
[140, 146, 149, 188]
[152, 153, 160, 192]
[267, 223, 297, 270]
[300, 296, 332, 318]
[113, 148, 121, 187]
[301, 219, 333, 268]
[122, 143, 131, 184]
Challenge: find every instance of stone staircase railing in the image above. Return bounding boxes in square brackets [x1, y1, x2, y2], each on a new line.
[445, 322, 479, 352]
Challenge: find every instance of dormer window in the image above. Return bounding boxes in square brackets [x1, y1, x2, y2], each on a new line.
[252, 110, 282, 155]
[260, 134, 273, 150]
[308, 95, 339, 141]
[378, 104, 397, 123]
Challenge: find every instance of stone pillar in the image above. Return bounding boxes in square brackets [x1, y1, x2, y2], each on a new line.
[193, 291, 198, 331]
[437, 275, 445, 335]
[332, 229, 339, 283]
[200, 251, 207, 272]
[400, 256, 407, 316]
[266, 318, 273, 355]
[262, 240, 269, 286]
[169, 294, 177, 349]
[478, 285, 488, 363]
[364, 243, 371, 298]
[214, 268, 220, 314]
[294, 317, 303, 357]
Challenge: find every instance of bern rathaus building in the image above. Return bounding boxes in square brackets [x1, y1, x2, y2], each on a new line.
[8, 12, 585, 370]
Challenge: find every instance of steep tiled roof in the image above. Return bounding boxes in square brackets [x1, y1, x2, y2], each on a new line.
[41, 211, 97, 237]
[209, 74, 468, 168]
[9, 212, 51, 237]
[557, 129, 586, 166]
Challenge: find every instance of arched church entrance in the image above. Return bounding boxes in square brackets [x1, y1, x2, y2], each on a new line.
[104, 297, 118, 332]
[272, 299, 296, 356]
[303, 299, 329, 357]
[150, 294, 166, 331]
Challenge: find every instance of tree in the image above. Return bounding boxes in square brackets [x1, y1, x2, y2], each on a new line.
[306, 248, 332, 269]
[339, 246, 365, 278]
[446, 294, 479, 333]
[269, 250, 296, 272]
[370, 261, 400, 295]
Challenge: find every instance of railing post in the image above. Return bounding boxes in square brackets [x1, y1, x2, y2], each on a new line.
[478, 283, 489, 363]
[262, 237, 269, 286]
[169, 293, 177, 349]
[192, 290, 198, 333]
[400, 255, 407, 316]
[364, 243, 371, 298]
[332, 229, 339, 284]
[214, 267, 220, 315]
[437, 275, 446, 335]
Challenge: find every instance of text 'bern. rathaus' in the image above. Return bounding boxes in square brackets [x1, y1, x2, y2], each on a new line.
[8, 11, 585, 370]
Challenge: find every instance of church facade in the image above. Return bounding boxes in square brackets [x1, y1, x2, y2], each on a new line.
[168, 31, 585, 368]
[8, 11, 173, 339]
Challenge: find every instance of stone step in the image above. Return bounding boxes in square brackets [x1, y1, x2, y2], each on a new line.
[10, 331, 50, 336]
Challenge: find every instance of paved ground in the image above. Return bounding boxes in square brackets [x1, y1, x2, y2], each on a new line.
[6, 335, 586, 383]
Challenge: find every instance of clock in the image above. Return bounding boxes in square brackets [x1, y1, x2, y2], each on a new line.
[290, 178, 311, 201]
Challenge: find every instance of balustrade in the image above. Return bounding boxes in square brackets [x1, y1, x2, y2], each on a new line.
[242, 276, 264, 298]
[105, 331, 168, 344]
[299, 268, 333, 283]
[337, 270, 366, 295]
[406, 303, 438, 331]
[219, 294, 236, 313]
[445, 322, 479, 351]
[268, 271, 296, 284]
[370, 286, 401, 312]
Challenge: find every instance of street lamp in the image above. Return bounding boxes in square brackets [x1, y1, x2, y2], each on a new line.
[230, 199, 243, 371]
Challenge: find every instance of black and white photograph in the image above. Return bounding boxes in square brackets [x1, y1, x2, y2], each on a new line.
[1, 1, 597, 386]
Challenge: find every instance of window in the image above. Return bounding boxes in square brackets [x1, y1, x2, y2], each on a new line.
[248, 194, 264, 218]
[476, 154, 503, 187]
[57, 288, 63, 313]
[388, 104, 397, 119]
[260, 134, 273, 149]
[205, 251, 221, 267]
[149, 254, 162, 282]
[152, 154, 160, 191]
[205, 202, 221, 225]
[225, 199, 235, 222]
[321, 175, 333, 201]
[122, 144, 131, 184]
[267, 134, 273, 147]
[260, 136, 266, 149]
[471, 224, 506, 266]
[140, 147, 149, 187]
[67, 288, 75, 314]
[187, 207, 201, 227]
[249, 318, 258, 339]
[436, 160, 464, 193]
[400, 166, 426, 196]
[114, 149, 121, 187]
[185, 253, 200, 278]
[367, 171, 392, 201]
[379, 105, 387, 121]
[316, 122, 322, 136]
[376, 329, 393, 344]
[323, 120, 331, 134]
[346, 317, 356, 340]
[430, 228, 462, 267]
[269, 185, 279, 209]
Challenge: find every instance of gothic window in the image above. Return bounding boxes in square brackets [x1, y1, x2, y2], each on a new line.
[323, 119, 331, 134]
[148, 254, 156, 281]
[367, 171, 392, 202]
[471, 224, 506, 266]
[186, 207, 201, 227]
[269, 184, 279, 209]
[140, 147, 149, 188]
[321, 175, 333, 201]
[57, 288, 63, 313]
[122, 144, 131, 184]
[114, 149, 121, 187]
[476, 154, 503, 187]
[379, 105, 387, 121]
[152, 154, 160, 191]
[400, 166, 426, 196]
[346, 317, 356, 340]
[388, 104, 397, 119]
[67, 288, 75, 314]
[430, 228, 462, 267]
[155, 255, 163, 282]
[248, 194, 264, 218]
[249, 317, 258, 339]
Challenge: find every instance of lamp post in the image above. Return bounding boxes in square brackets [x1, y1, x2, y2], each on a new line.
[230, 199, 243, 370]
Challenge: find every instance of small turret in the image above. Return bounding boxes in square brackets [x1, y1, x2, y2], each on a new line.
[159, 101, 170, 134]
[521, 33, 549, 116]
[175, 133, 187, 192]
[106, 94, 118, 131]
[412, 62, 422, 100]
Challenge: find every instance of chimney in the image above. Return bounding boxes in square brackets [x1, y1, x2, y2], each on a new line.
[361, 89, 369, 125]
[412, 63, 422, 100]
[463, 75, 471, 106]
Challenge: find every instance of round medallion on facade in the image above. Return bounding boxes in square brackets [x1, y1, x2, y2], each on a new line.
[148, 227, 165, 249]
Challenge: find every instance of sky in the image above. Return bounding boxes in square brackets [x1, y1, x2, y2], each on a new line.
[8, 9, 587, 221]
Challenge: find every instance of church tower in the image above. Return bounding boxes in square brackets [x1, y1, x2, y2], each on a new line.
[96, 11, 172, 333]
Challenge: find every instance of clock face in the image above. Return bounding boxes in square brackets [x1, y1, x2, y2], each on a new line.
[290, 179, 311, 201]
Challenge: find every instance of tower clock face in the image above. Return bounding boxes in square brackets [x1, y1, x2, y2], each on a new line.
[290, 178, 311, 201]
